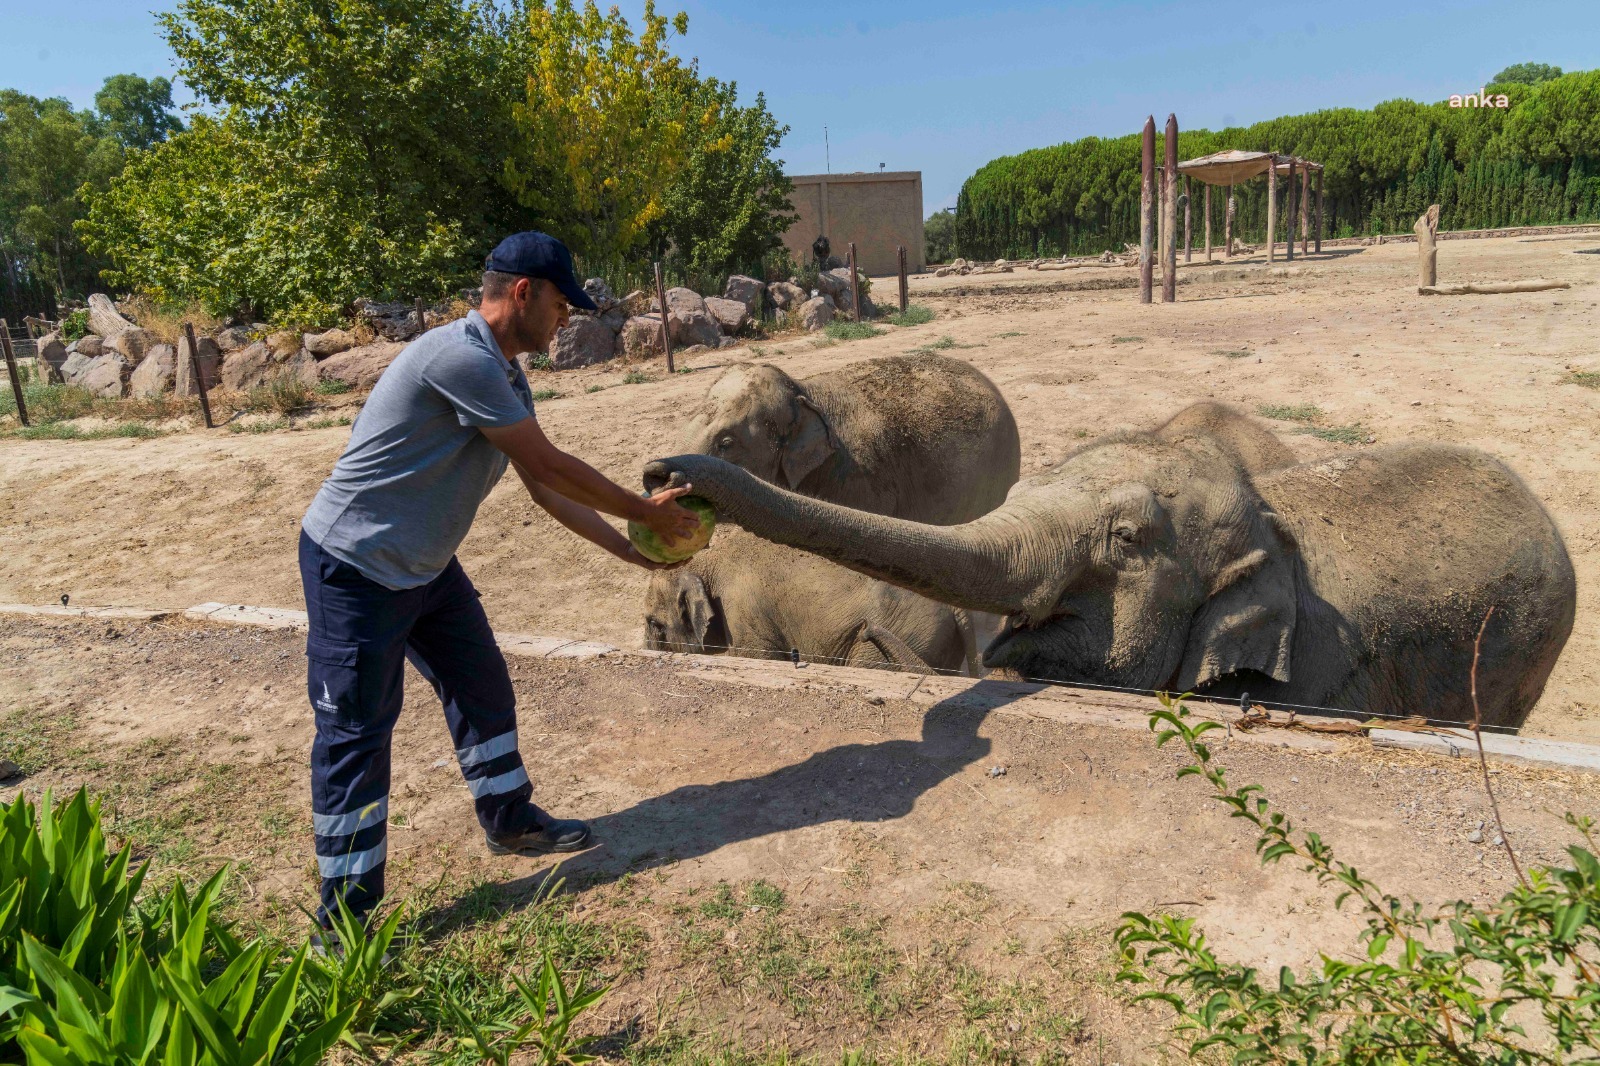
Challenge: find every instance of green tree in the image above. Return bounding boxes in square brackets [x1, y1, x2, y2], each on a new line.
[1493, 62, 1564, 86]
[92, 74, 184, 150]
[923, 207, 957, 262]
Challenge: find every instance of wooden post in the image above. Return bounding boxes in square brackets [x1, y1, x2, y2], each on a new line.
[183, 322, 215, 429]
[1284, 160, 1296, 262]
[1314, 169, 1324, 253]
[1204, 184, 1212, 263]
[848, 242, 861, 323]
[414, 297, 427, 337]
[1415, 204, 1440, 288]
[653, 262, 674, 374]
[1155, 166, 1165, 273]
[1162, 113, 1178, 303]
[1139, 116, 1155, 304]
[897, 245, 908, 313]
[1183, 175, 1192, 263]
[1224, 184, 1234, 258]
[1300, 165, 1310, 256]
[1266, 164, 1277, 263]
[1, 319, 29, 428]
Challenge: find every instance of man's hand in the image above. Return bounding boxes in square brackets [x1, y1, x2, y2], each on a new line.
[637, 483, 702, 543]
[621, 544, 688, 571]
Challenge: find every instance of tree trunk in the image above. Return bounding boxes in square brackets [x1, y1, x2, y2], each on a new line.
[1161, 113, 1178, 302]
[1415, 204, 1440, 287]
[1140, 117, 1155, 304]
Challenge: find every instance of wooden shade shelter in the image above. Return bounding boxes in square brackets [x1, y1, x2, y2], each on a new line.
[1176, 149, 1324, 263]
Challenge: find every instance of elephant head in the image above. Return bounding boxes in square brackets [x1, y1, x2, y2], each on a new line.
[678, 364, 840, 489]
[645, 423, 1299, 692]
[643, 569, 726, 655]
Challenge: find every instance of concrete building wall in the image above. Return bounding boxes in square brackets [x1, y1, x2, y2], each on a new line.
[781, 172, 924, 277]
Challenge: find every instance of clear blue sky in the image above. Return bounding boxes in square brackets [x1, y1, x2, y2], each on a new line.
[3, 0, 1596, 215]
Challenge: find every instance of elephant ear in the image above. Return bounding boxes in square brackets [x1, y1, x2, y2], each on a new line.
[678, 574, 718, 650]
[780, 395, 838, 489]
[1175, 513, 1297, 690]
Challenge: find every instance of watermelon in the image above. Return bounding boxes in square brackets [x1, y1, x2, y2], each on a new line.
[628, 496, 717, 563]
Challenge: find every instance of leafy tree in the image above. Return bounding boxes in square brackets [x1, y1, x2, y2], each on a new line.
[923, 207, 957, 263]
[92, 74, 184, 150]
[1493, 62, 1564, 86]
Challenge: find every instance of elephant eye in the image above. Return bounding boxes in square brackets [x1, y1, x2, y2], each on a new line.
[1112, 521, 1140, 545]
[717, 436, 734, 451]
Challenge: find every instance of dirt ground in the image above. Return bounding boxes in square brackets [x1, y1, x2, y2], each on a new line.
[1, 233, 1597, 740]
[3, 614, 1597, 1060]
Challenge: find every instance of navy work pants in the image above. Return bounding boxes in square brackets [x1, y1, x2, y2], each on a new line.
[299, 530, 533, 925]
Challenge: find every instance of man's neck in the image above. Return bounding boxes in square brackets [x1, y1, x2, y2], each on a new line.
[475, 306, 522, 366]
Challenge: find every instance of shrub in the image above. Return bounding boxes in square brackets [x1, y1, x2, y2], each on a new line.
[313, 379, 351, 396]
[59, 310, 90, 343]
[1256, 402, 1322, 422]
[824, 320, 882, 341]
[527, 353, 554, 372]
[1117, 697, 1600, 1064]
[881, 304, 934, 327]
[621, 370, 651, 384]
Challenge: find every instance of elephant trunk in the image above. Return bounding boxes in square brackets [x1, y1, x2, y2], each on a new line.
[644, 455, 1047, 617]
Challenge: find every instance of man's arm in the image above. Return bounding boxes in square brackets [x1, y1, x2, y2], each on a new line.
[510, 462, 674, 571]
[481, 417, 700, 542]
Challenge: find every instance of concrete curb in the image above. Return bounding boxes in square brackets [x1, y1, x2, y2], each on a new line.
[5, 600, 1598, 774]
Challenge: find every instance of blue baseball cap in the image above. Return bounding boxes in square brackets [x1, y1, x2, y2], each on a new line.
[484, 231, 598, 311]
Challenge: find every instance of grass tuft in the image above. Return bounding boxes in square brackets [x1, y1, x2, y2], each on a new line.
[1111, 335, 1144, 344]
[1302, 422, 1370, 444]
[622, 370, 652, 384]
[906, 335, 982, 355]
[824, 320, 883, 341]
[1567, 370, 1600, 389]
[1257, 403, 1323, 423]
[531, 389, 561, 401]
[1212, 348, 1253, 359]
[881, 304, 935, 327]
[314, 378, 351, 395]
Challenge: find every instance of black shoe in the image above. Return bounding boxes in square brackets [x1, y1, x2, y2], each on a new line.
[486, 812, 593, 856]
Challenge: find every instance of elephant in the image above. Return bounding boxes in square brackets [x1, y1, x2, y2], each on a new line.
[677, 353, 1021, 524]
[644, 527, 987, 676]
[645, 403, 1576, 730]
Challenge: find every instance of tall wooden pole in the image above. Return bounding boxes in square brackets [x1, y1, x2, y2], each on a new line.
[1183, 175, 1192, 263]
[653, 262, 674, 374]
[848, 243, 861, 323]
[182, 322, 215, 429]
[1, 319, 28, 428]
[1156, 166, 1165, 272]
[1266, 163, 1277, 264]
[1139, 116, 1154, 304]
[1224, 184, 1234, 258]
[1161, 113, 1178, 303]
[1300, 165, 1310, 256]
[1314, 168, 1324, 253]
[1284, 160, 1296, 262]
[896, 245, 908, 313]
[1203, 184, 1212, 263]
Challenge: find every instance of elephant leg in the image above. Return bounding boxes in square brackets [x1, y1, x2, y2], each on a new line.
[847, 621, 935, 673]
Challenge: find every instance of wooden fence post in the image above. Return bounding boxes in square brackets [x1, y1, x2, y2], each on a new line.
[1266, 164, 1277, 263]
[1204, 184, 1212, 263]
[653, 262, 675, 374]
[1314, 169, 1324, 253]
[1, 319, 29, 428]
[1161, 113, 1178, 303]
[1285, 159, 1297, 262]
[183, 321, 216, 429]
[1300, 165, 1310, 256]
[1139, 116, 1155, 304]
[848, 243, 861, 323]
[1224, 184, 1234, 258]
[897, 246, 908, 313]
[1183, 175, 1192, 263]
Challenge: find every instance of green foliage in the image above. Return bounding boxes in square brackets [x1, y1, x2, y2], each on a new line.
[621, 370, 651, 384]
[956, 69, 1600, 258]
[312, 379, 350, 396]
[1119, 697, 1600, 1064]
[92, 75, 184, 151]
[882, 304, 935, 327]
[924, 207, 958, 263]
[531, 389, 560, 401]
[1493, 63, 1564, 87]
[443, 953, 606, 1066]
[1257, 402, 1322, 422]
[527, 353, 554, 371]
[1567, 370, 1600, 389]
[59, 310, 89, 341]
[824, 320, 882, 341]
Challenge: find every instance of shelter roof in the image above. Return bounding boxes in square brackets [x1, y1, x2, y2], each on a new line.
[1175, 149, 1323, 185]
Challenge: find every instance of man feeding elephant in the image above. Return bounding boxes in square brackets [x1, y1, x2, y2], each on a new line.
[298, 231, 701, 931]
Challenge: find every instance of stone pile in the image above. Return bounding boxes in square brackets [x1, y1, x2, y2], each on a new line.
[932, 249, 1136, 277]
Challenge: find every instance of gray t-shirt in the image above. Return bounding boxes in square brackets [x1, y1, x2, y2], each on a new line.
[302, 309, 534, 590]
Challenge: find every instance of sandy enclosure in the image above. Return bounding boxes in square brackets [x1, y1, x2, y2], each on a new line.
[1, 233, 1597, 738]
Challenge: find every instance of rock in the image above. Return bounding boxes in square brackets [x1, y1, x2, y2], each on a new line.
[285, 347, 320, 387]
[106, 327, 155, 363]
[582, 277, 615, 312]
[817, 267, 870, 316]
[718, 335, 739, 348]
[723, 274, 765, 316]
[0, 759, 21, 783]
[37, 335, 68, 383]
[669, 308, 722, 349]
[799, 295, 835, 331]
[652, 286, 706, 316]
[86, 293, 135, 338]
[264, 330, 300, 360]
[550, 316, 617, 370]
[600, 309, 629, 333]
[74, 334, 105, 358]
[619, 315, 666, 359]
[617, 289, 651, 317]
[61, 349, 97, 385]
[767, 281, 806, 313]
[951, 258, 968, 270]
[703, 296, 749, 335]
[1467, 828, 1484, 844]
[213, 326, 252, 352]
[304, 328, 356, 358]
[354, 298, 423, 341]
[174, 334, 222, 396]
[317, 341, 406, 390]
[128, 343, 177, 398]
[679, 344, 711, 356]
[221, 341, 278, 392]
[79, 354, 131, 399]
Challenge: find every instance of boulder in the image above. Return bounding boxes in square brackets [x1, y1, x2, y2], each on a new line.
[718, 335, 739, 348]
[703, 296, 749, 335]
[174, 334, 222, 396]
[73, 334, 105, 358]
[722, 274, 765, 317]
[128, 344, 176, 398]
[550, 316, 617, 370]
[86, 293, 135, 338]
[37, 335, 68, 383]
[318, 341, 406, 390]
[767, 281, 806, 313]
[79, 354, 130, 399]
[213, 326, 252, 352]
[304, 328, 356, 358]
[285, 347, 320, 387]
[582, 277, 615, 312]
[221, 341, 277, 392]
[670, 308, 722, 349]
[599, 309, 629, 333]
[799, 295, 835, 331]
[619, 315, 665, 359]
[265, 330, 301, 360]
[816, 268, 870, 316]
[651, 286, 706, 316]
[106, 327, 155, 363]
[61, 349, 98, 385]
[617, 289, 651, 317]
[354, 298, 423, 341]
